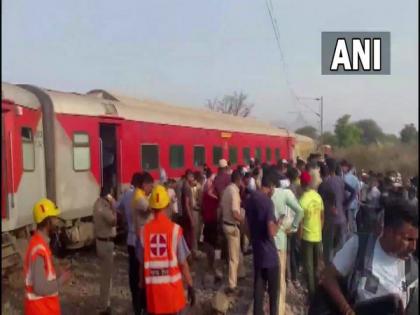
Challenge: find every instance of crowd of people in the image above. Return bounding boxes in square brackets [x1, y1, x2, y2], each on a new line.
[23, 153, 418, 315]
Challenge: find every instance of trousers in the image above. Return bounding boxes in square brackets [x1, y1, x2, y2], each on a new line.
[223, 224, 243, 289]
[322, 222, 347, 264]
[347, 208, 358, 234]
[277, 251, 287, 315]
[287, 234, 300, 281]
[96, 240, 114, 308]
[302, 240, 322, 298]
[191, 210, 202, 252]
[254, 265, 279, 315]
[127, 245, 146, 315]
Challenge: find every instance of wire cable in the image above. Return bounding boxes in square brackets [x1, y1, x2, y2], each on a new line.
[264, 0, 320, 123]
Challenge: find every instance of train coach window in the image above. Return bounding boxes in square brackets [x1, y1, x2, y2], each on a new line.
[170, 145, 184, 169]
[242, 147, 250, 164]
[21, 127, 35, 171]
[266, 147, 272, 163]
[141, 144, 159, 171]
[193, 146, 205, 167]
[255, 147, 262, 161]
[275, 148, 281, 162]
[212, 146, 223, 165]
[73, 132, 90, 171]
[229, 147, 238, 165]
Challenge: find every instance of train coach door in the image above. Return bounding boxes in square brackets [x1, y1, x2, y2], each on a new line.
[99, 123, 121, 198]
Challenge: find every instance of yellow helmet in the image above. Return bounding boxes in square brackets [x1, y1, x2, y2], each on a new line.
[33, 198, 60, 224]
[149, 185, 170, 210]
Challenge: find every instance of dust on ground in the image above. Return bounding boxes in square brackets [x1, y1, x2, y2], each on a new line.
[2, 243, 307, 315]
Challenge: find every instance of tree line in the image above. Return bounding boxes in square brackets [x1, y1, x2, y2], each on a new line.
[295, 116, 418, 148]
[203, 91, 418, 149]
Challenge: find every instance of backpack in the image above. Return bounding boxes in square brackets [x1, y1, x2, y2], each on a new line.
[308, 233, 418, 315]
[348, 233, 418, 309]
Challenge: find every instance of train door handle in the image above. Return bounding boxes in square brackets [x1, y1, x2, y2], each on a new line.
[119, 139, 123, 184]
[8, 131, 15, 208]
[99, 138, 103, 188]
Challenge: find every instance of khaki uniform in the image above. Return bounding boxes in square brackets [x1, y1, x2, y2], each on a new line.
[93, 197, 116, 309]
[191, 183, 203, 252]
[220, 183, 244, 289]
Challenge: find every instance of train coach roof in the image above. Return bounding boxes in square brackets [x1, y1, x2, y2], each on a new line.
[43, 87, 292, 137]
[2, 82, 41, 109]
[293, 134, 315, 143]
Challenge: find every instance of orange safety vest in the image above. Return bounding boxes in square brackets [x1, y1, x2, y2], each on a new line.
[24, 231, 60, 315]
[140, 213, 186, 314]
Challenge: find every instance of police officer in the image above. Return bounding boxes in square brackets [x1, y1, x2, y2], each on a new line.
[24, 198, 71, 315]
[93, 185, 117, 315]
[137, 185, 196, 315]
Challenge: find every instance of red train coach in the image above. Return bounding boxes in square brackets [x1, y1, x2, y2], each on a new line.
[2, 82, 295, 251]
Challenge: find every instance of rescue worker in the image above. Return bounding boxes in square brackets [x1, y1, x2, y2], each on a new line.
[137, 185, 196, 315]
[24, 198, 71, 315]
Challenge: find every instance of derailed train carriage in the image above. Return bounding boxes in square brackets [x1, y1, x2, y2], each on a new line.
[1, 82, 315, 263]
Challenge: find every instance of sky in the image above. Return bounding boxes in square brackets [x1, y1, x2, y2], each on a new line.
[2, 0, 418, 135]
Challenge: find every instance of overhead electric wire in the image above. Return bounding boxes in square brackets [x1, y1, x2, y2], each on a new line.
[264, 0, 298, 100]
[264, 0, 318, 123]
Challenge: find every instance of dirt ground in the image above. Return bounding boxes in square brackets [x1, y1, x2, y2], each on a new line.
[2, 242, 307, 315]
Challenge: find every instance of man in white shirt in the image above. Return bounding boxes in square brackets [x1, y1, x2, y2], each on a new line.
[319, 200, 418, 315]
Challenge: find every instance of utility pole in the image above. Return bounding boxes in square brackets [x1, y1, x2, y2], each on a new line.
[297, 96, 324, 138]
[319, 96, 323, 137]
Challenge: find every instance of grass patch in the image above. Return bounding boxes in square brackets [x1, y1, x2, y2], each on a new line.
[333, 143, 418, 178]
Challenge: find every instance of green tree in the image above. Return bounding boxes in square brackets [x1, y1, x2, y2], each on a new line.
[400, 123, 418, 144]
[354, 119, 384, 145]
[334, 114, 362, 147]
[319, 131, 338, 146]
[295, 126, 318, 139]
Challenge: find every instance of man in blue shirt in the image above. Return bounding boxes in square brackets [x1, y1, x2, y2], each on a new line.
[319, 158, 356, 263]
[115, 172, 143, 315]
[341, 160, 360, 234]
[245, 172, 281, 315]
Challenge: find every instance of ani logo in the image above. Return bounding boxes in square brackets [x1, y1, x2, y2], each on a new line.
[321, 32, 390, 75]
[150, 234, 168, 258]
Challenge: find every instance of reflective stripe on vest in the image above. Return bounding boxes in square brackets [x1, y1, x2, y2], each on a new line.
[143, 216, 186, 314]
[24, 233, 59, 302]
[145, 273, 182, 284]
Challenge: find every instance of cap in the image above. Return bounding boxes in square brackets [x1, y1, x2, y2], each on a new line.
[219, 159, 228, 168]
[281, 159, 288, 164]
[300, 171, 312, 186]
